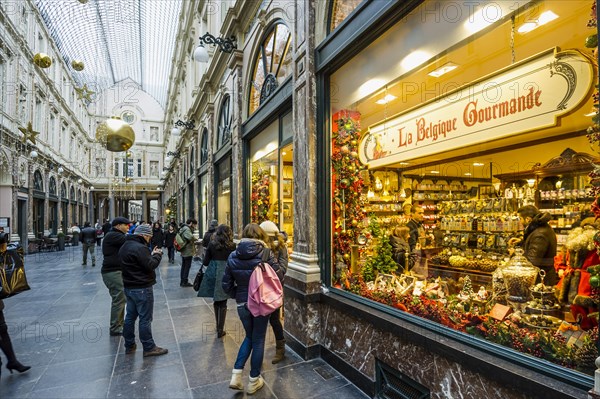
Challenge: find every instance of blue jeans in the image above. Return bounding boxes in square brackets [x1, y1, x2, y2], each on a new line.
[234, 304, 270, 378]
[123, 287, 155, 351]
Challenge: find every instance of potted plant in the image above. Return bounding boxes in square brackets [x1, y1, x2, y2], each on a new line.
[57, 232, 65, 251]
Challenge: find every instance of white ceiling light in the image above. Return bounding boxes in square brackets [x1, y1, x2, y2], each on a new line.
[518, 11, 559, 34]
[376, 94, 397, 105]
[358, 79, 386, 98]
[464, 5, 502, 34]
[400, 50, 431, 72]
[193, 43, 209, 63]
[430, 170, 440, 174]
[473, 162, 485, 167]
[464, 172, 472, 176]
[428, 62, 459, 78]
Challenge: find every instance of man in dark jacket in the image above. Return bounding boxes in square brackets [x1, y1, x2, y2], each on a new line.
[514, 205, 558, 285]
[101, 217, 130, 336]
[80, 222, 97, 267]
[406, 205, 425, 252]
[102, 218, 112, 235]
[119, 224, 166, 357]
[178, 219, 198, 287]
[202, 219, 218, 248]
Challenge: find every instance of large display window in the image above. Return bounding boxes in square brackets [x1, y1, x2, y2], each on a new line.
[329, 0, 598, 375]
[216, 157, 231, 226]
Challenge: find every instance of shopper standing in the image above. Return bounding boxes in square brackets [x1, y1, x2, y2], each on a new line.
[101, 217, 130, 336]
[164, 223, 177, 264]
[259, 220, 288, 363]
[178, 218, 197, 287]
[222, 223, 280, 394]
[151, 222, 165, 250]
[80, 222, 97, 267]
[119, 224, 167, 357]
[197, 224, 236, 338]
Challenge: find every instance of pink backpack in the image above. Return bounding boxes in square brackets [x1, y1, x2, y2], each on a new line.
[247, 256, 283, 317]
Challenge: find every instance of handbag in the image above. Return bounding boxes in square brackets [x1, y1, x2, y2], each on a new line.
[193, 266, 204, 291]
[0, 245, 30, 299]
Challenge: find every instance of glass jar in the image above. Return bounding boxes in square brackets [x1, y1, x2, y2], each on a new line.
[503, 248, 539, 303]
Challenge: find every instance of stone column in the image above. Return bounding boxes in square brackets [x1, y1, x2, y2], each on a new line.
[141, 191, 148, 222]
[109, 195, 115, 220]
[88, 191, 94, 224]
[228, 50, 244, 238]
[284, 0, 322, 357]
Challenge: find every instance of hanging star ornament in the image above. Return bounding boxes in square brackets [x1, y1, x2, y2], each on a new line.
[75, 84, 95, 102]
[18, 122, 39, 145]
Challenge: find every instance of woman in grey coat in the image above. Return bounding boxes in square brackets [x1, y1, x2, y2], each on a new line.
[197, 224, 236, 338]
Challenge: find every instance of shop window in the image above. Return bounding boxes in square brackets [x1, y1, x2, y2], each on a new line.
[69, 187, 75, 202]
[248, 23, 292, 115]
[33, 170, 43, 192]
[201, 128, 209, 164]
[60, 182, 67, 198]
[189, 147, 195, 174]
[328, 0, 364, 33]
[328, 0, 598, 375]
[217, 95, 231, 149]
[216, 157, 231, 226]
[199, 173, 208, 232]
[49, 177, 57, 196]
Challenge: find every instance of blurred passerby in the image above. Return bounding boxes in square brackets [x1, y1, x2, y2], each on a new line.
[178, 219, 197, 287]
[151, 222, 164, 250]
[80, 222, 97, 267]
[164, 224, 177, 264]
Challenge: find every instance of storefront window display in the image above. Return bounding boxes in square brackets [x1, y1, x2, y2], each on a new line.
[329, 0, 598, 374]
[249, 114, 294, 240]
[216, 157, 231, 226]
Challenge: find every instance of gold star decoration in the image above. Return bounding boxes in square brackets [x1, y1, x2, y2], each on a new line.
[75, 84, 95, 102]
[18, 122, 39, 145]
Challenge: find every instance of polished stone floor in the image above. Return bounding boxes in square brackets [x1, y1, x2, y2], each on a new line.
[0, 245, 368, 399]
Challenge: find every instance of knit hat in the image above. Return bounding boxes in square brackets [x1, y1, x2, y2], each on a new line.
[259, 220, 279, 236]
[134, 224, 153, 236]
[210, 219, 218, 228]
[112, 217, 131, 227]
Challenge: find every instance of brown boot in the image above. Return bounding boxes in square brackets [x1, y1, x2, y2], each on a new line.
[271, 339, 286, 364]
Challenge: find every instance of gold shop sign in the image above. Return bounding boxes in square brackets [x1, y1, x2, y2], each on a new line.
[359, 48, 594, 168]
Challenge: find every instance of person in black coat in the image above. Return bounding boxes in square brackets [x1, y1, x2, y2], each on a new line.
[80, 222, 97, 267]
[222, 223, 280, 394]
[101, 216, 130, 336]
[164, 223, 177, 264]
[119, 224, 166, 357]
[151, 222, 165, 249]
[202, 219, 218, 248]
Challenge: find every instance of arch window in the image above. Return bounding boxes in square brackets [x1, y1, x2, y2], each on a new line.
[77, 189, 81, 203]
[248, 23, 292, 115]
[328, 0, 363, 33]
[61, 182, 67, 198]
[201, 128, 209, 165]
[33, 170, 44, 191]
[217, 95, 231, 149]
[69, 187, 75, 201]
[189, 147, 195, 173]
[49, 177, 57, 196]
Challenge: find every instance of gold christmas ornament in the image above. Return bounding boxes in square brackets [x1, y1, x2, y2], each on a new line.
[18, 122, 40, 145]
[78, 0, 89, 3]
[71, 60, 84, 71]
[96, 117, 135, 152]
[33, 53, 52, 68]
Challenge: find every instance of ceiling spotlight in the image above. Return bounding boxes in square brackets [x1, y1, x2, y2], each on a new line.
[473, 162, 485, 167]
[428, 62, 459, 78]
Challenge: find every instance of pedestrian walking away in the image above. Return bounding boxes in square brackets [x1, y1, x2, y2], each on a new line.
[101, 216, 130, 336]
[80, 222, 97, 266]
[164, 223, 177, 264]
[197, 224, 236, 338]
[222, 223, 281, 395]
[119, 224, 167, 357]
[178, 218, 198, 287]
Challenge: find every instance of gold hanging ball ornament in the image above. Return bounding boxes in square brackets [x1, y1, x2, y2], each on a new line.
[71, 60, 84, 71]
[78, 0, 89, 3]
[33, 53, 52, 69]
[96, 116, 135, 152]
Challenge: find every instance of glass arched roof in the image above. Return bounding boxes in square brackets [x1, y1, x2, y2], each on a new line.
[34, 0, 182, 107]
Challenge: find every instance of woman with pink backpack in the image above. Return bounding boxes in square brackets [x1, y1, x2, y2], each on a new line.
[222, 223, 281, 395]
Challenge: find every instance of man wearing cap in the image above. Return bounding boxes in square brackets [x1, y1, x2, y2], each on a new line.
[101, 217, 130, 336]
[119, 224, 167, 357]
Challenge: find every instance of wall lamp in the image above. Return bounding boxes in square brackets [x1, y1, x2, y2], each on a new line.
[167, 151, 181, 158]
[193, 32, 237, 63]
[175, 119, 195, 130]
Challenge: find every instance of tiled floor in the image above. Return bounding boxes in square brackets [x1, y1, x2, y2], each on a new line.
[0, 246, 369, 398]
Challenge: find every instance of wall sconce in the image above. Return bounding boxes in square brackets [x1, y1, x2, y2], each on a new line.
[30, 150, 38, 158]
[90, 186, 95, 190]
[167, 151, 181, 159]
[57, 166, 64, 174]
[526, 178, 536, 188]
[193, 32, 237, 63]
[175, 119, 195, 130]
[77, 178, 83, 184]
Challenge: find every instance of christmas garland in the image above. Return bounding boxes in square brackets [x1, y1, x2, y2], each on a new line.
[251, 167, 271, 224]
[331, 111, 367, 282]
[585, 2, 600, 198]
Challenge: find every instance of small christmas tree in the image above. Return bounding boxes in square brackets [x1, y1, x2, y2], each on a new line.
[361, 234, 397, 281]
[458, 275, 475, 300]
[369, 214, 381, 238]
